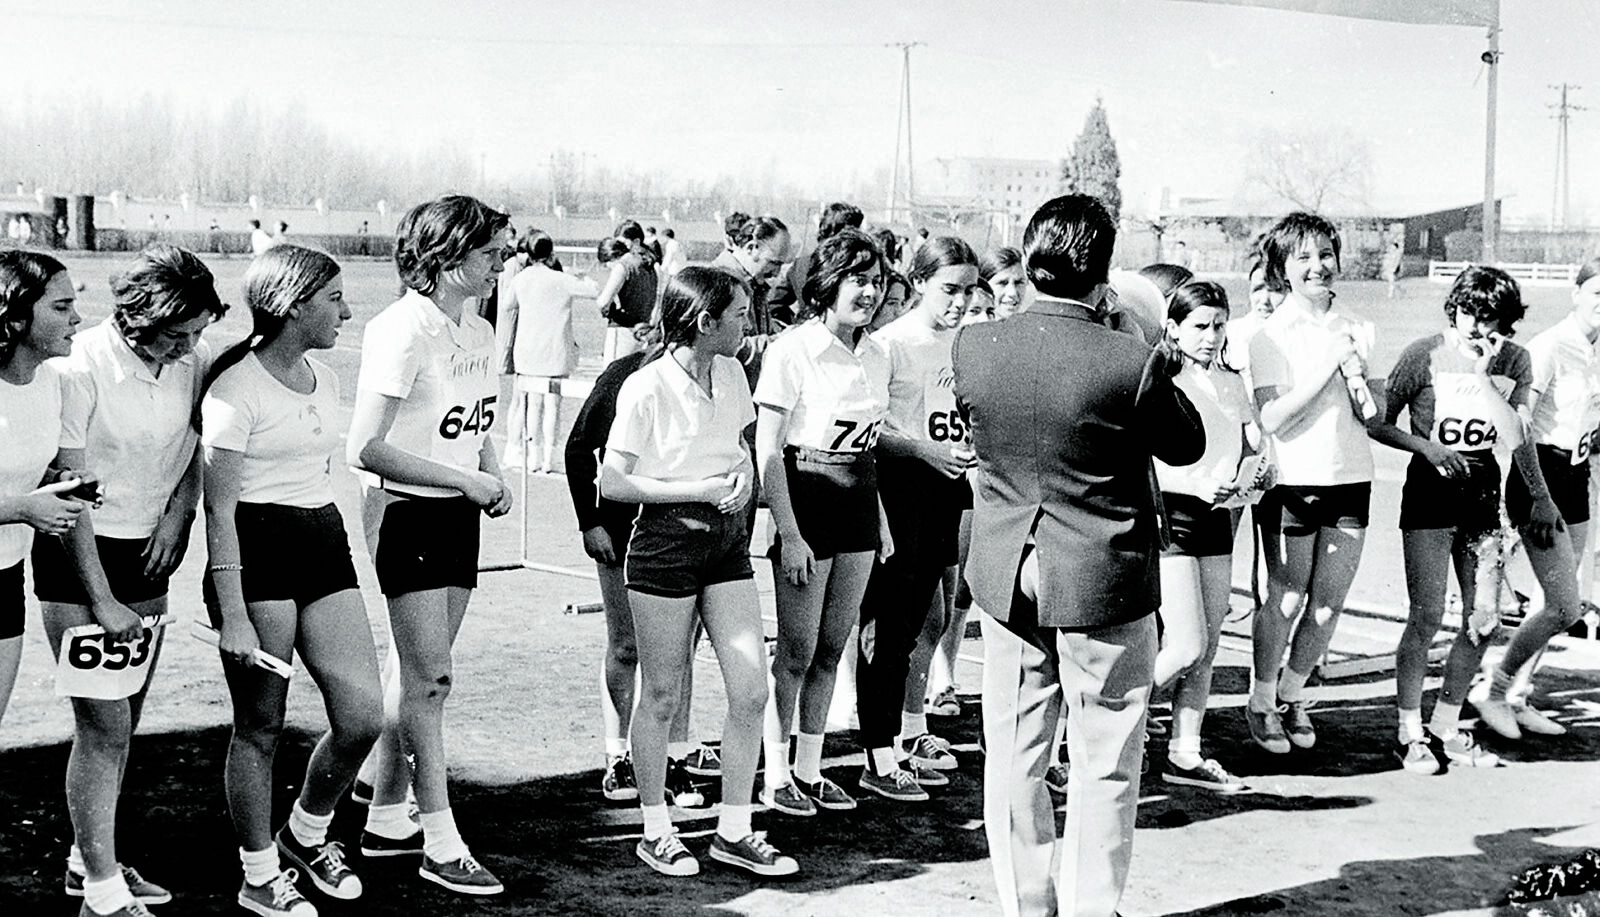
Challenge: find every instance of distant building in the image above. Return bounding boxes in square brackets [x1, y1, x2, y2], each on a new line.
[919, 157, 1062, 241]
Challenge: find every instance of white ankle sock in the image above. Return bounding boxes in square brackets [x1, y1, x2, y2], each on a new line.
[365, 802, 419, 840]
[605, 736, 628, 758]
[765, 738, 792, 788]
[640, 803, 672, 841]
[67, 844, 86, 876]
[288, 800, 334, 848]
[1250, 676, 1277, 711]
[870, 746, 899, 776]
[1430, 701, 1463, 740]
[240, 846, 280, 887]
[792, 733, 825, 785]
[419, 808, 469, 863]
[1398, 708, 1424, 744]
[667, 741, 692, 761]
[82, 872, 133, 915]
[717, 803, 754, 843]
[899, 712, 928, 745]
[1277, 668, 1310, 703]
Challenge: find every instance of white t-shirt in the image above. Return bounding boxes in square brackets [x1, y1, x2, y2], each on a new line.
[608, 353, 754, 483]
[1249, 298, 1374, 486]
[55, 320, 209, 539]
[201, 353, 341, 507]
[509, 264, 581, 377]
[355, 291, 498, 498]
[1525, 313, 1600, 463]
[1156, 361, 1253, 500]
[753, 319, 890, 453]
[872, 315, 967, 448]
[0, 364, 63, 567]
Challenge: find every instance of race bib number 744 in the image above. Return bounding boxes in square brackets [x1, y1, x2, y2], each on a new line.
[54, 617, 166, 700]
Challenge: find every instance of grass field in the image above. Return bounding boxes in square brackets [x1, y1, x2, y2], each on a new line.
[3, 252, 1599, 916]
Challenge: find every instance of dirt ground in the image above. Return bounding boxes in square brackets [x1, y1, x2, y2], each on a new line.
[4, 263, 1600, 915]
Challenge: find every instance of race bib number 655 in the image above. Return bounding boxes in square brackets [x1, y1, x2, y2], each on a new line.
[55, 617, 167, 700]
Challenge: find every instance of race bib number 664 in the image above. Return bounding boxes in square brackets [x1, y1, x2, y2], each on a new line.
[54, 617, 166, 700]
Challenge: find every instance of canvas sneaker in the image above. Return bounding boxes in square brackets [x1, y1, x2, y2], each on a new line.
[238, 870, 316, 917]
[1278, 699, 1316, 750]
[66, 865, 172, 905]
[683, 745, 723, 777]
[1044, 762, 1069, 800]
[1440, 731, 1503, 768]
[77, 900, 154, 917]
[665, 758, 708, 808]
[927, 686, 961, 717]
[858, 766, 930, 802]
[798, 777, 857, 811]
[1512, 703, 1568, 736]
[709, 832, 799, 878]
[1472, 694, 1523, 741]
[1246, 703, 1291, 754]
[419, 853, 504, 895]
[907, 760, 949, 787]
[906, 733, 958, 771]
[760, 781, 817, 816]
[602, 753, 640, 802]
[636, 832, 699, 877]
[1396, 738, 1443, 776]
[1163, 758, 1247, 792]
[276, 828, 361, 899]
[359, 827, 423, 858]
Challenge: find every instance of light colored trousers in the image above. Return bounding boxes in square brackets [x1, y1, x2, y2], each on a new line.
[982, 612, 1156, 917]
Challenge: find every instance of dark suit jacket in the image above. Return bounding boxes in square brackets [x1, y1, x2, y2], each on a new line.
[953, 298, 1205, 630]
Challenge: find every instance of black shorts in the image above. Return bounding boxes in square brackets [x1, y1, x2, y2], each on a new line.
[1399, 452, 1501, 536]
[876, 452, 966, 568]
[1252, 488, 1283, 532]
[1507, 443, 1591, 527]
[771, 447, 880, 561]
[595, 502, 638, 570]
[1162, 492, 1236, 557]
[31, 534, 170, 606]
[626, 502, 754, 599]
[1276, 482, 1372, 536]
[204, 503, 359, 615]
[0, 561, 23, 640]
[374, 495, 481, 597]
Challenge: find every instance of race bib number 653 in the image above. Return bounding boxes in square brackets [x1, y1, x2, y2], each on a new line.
[54, 617, 166, 700]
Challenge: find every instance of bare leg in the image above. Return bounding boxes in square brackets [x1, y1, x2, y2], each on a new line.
[626, 591, 699, 809]
[797, 551, 875, 735]
[292, 590, 383, 816]
[375, 586, 471, 814]
[695, 579, 769, 810]
[1169, 556, 1234, 756]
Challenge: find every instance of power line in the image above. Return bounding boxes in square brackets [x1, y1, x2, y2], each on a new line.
[1548, 83, 1584, 230]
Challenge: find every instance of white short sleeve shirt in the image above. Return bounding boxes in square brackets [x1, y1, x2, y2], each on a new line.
[201, 353, 341, 507]
[607, 353, 754, 482]
[753, 320, 890, 453]
[0, 364, 63, 567]
[1524, 314, 1600, 462]
[355, 291, 498, 498]
[1249, 299, 1374, 486]
[872, 315, 967, 448]
[54, 320, 209, 539]
[1155, 361, 1252, 500]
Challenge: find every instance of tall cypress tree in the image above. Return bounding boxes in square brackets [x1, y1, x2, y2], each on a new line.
[1060, 97, 1122, 221]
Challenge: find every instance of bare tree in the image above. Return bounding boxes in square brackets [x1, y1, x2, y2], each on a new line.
[1243, 127, 1374, 214]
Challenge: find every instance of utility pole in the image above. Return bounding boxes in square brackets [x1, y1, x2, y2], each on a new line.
[1549, 83, 1585, 230]
[1481, 13, 1499, 264]
[885, 41, 923, 227]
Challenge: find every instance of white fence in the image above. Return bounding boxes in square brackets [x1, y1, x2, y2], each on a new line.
[1429, 260, 1581, 286]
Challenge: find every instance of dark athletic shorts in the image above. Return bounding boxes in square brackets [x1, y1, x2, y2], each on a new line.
[374, 495, 481, 597]
[1507, 443, 1591, 528]
[626, 502, 754, 599]
[1162, 492, 1236, 558]
[1399, 451, 1501, 536]
[770, 446, 880, 561]
[1276, 482, 1372, 536]
[595, 502, 638, 571]
[0, 561, 23, 640]
[203, 503, 358, 615]
[32, 534, 170, 606]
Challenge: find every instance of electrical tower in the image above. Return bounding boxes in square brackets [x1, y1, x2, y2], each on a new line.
[1549, 83, 1584, 229]
[885, 41, 923, 227]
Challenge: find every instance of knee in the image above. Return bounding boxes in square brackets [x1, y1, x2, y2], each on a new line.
[335, 699, 384, 751]
[606, 640, 639, 672]
[232, 718, 284, 757]
[636, 677, 682, 719]
[810, 632, 850, 669]
[403, 665, 454, 706]
[727, 679, 768, 722]
[73, 706, 131, 750]
[770, 640, 813, 681]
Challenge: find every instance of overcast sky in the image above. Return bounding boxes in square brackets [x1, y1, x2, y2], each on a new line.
[4, 0, 1596, 223]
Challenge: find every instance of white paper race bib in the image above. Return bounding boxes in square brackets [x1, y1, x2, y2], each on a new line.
[54, 617, 166, 699]
[1430, 372, 1510, 452]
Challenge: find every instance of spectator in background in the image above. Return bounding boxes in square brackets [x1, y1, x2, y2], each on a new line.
[1382, 240, 1403, 299]
[643, 226, 664, 264]
[722, 212, 751, 254]
[249, 220, 273, 255]
[1174, 240, 1192, 269]
[873, 228, 901, 271]
[711, 215, 792, 390]
[500, 231, 581, 474]
[771, 201, 863, 314]
[595, 221, 658, 365]
[661, 228, 687, 277]
[273, 221, 289, 244]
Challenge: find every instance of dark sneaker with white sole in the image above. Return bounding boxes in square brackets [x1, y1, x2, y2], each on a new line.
[419, 853, 504, 895]
[276, 828, 361, 899]
[359, 828, 423, 858]
[66, 865, 172, 905]
[237, 870, 316, 917]
[1163, 758, 1247, 792]
[709, 832, 799, 877]
[798, 777, 857, 811]
[858, 766, 930, 802]
[636, 832, 699, 877]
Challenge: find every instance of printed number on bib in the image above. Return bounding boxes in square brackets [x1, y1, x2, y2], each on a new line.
[828, 419, 881, 452]
[55, 617, 167, 700]
[439, 396, 497, 439]
[1576, 430, 1595, 465]
[1436, 417, 1498, 450]
[926, 410, 968, 444]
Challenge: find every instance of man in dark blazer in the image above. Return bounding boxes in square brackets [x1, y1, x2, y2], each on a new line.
[953, 195, 1204, 917]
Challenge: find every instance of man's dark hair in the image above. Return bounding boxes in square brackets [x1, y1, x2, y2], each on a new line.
[1022, 195, 1117, 301]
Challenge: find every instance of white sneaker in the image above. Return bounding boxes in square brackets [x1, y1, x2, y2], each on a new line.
[1512, 703, 1568, 736]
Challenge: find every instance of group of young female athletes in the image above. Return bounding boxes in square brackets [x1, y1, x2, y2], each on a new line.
[5, 198, 1600, 912]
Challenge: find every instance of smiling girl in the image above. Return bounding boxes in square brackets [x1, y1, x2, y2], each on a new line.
[1246, 212, 1375, 755]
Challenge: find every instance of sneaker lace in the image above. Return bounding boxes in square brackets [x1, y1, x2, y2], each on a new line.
[743, 831, 778, 858]
[123, 901, 154, 917]
[120, 864, 149, 886]
[654, 833, 690, 860]
[456, 854, 486, 874]
[920, 734, 952, 754]
[1198, 759, 1233, 781]
[269, 870, 306, 907]
[891, 768, 919, 790]
[695, 747, 721, 765]
[311, 841, 350, 874]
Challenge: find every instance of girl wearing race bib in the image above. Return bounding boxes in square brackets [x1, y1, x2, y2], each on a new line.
[855, 236, 983, 802]
[1474, 257, 1600, 741]
[1246, 212, 1375, 755]
[754, 228, 892, 816]
[348, 196, 512, 896]
[0, 253, 84, 734]
[1369, 265, 1529, 772]
[1153, 280, 1272, 792]
[201, 245, 382, 917]
[980, 246, 1026, 320]
[601, 266, 798, 879]
[38, 246, 223, 917]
